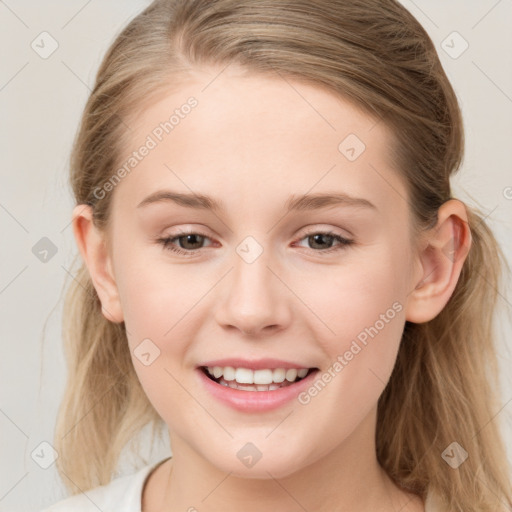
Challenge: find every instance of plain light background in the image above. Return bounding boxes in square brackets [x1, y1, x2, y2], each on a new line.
[1, 1, 511, 510]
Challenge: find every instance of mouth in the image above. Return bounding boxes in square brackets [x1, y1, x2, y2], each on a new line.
[199, 365, 319, 392]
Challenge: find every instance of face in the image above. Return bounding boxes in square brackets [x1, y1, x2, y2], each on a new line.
[99, 65, 420, 478]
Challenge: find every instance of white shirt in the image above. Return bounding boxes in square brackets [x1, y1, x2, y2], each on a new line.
[39, 457, 442, 511]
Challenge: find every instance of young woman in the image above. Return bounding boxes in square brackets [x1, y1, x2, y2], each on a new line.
[41, 0, 512, 510]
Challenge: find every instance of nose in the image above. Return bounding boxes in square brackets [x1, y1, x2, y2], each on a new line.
[214, 250, 292, 337]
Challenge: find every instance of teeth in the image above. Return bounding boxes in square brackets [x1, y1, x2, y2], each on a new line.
[236, 367, 255, 384]
[273, 368, 286, 383]
[286, 369, 297, 382]
[223, 366, 236, 381]
[218, 376, 293, 391]
[205, 366, 311, 385]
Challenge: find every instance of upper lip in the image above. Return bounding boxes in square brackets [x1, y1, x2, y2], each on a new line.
[198, 358, 317, 371]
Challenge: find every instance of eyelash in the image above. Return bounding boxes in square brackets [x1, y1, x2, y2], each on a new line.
[156, 229, 354, 257]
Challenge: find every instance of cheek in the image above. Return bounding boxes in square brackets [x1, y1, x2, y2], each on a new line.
[304, 244, 408, 393]
[115, 249, 206, 339]
[291, 256, 407, 456]
[298, 254, 407, 433]
[115, 255, 202, 421]
[304, 247, 406, 343]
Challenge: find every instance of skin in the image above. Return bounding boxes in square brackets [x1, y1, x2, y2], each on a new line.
[73, 64, 471, 511]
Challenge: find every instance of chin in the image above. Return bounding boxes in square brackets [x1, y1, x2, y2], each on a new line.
[208, 448, 308, 480]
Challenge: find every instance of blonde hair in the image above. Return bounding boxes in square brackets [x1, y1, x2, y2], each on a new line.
[55, 0, 512, 509]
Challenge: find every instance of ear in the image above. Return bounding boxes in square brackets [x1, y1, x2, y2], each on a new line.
[71, 204, 124, 323]
[405, 199, 472, 324]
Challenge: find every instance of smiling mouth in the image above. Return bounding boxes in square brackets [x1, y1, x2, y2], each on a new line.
[199, 366, 319, 392]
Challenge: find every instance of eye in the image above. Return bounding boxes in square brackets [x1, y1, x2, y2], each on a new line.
[293, 230, 354, 255]
[156, 231, 214, 256]
[156, 228, 354, 257]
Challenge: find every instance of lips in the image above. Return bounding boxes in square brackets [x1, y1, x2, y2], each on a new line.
[196, 364, 320, 411]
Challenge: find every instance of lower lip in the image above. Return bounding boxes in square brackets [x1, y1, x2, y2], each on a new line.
[196, 368, 319, 412]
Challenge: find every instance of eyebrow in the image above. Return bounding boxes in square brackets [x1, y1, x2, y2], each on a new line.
[137, 190, 377, 212]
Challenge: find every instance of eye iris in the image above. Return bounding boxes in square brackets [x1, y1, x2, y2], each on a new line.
[179, 234, 204, 250]
[309, 233, 334, 250]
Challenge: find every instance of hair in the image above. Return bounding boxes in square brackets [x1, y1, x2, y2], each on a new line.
[54, 0, 512, 509]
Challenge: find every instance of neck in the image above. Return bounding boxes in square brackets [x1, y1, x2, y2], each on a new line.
[146, 409, 422, 512]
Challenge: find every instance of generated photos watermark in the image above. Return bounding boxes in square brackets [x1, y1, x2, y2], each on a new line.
[93, 96, 198, 201]
[298, 301, 403, 405]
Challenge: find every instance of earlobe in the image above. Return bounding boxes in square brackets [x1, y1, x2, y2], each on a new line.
[71, 204, 124, 323]
[405, 199, 472, 324]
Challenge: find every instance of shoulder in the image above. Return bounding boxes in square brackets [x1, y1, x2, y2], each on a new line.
[38, 471, 144, 512]
[38, 459, 169, 512]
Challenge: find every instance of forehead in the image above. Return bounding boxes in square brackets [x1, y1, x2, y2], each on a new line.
[111, 67, 408, 221]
